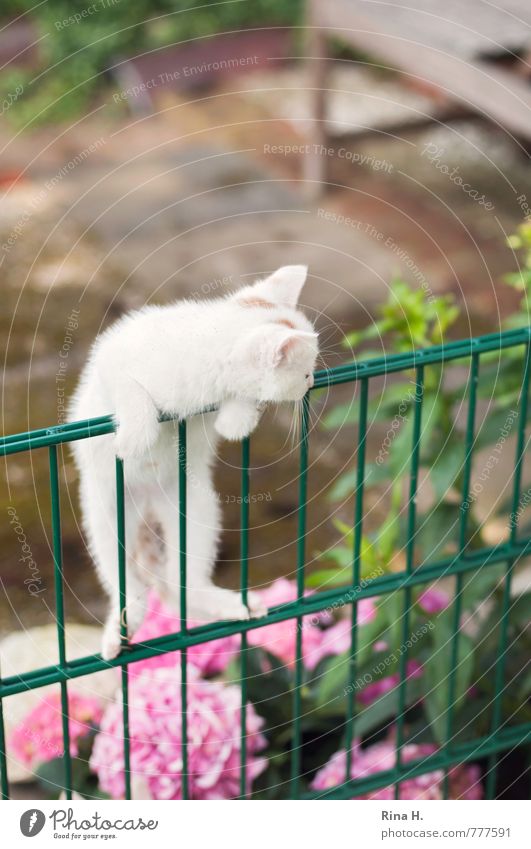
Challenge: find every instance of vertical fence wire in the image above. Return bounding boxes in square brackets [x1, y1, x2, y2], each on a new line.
[345, 377, 368, 780]
[394, 365, 424, 799]
[443, 351, 479, 798]
[115, 457, 131, 800]
[486, 343, 531, 798]
[290, 393, 310, 799]
[178, 420, 189, 800]
[49, 445, 72, 800]
[239, 437, 250, 798]
[0, 666, 8, 799]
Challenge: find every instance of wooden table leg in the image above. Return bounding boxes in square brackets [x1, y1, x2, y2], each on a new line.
[304, 0, 329, 197]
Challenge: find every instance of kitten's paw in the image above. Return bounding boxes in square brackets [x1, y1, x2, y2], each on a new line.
[189, 588, 250, 623]
[247, 591, 268, 619]
[101, 620, 123, 661]
[115, 416, 159, 460]
[215, 401, 261, 442]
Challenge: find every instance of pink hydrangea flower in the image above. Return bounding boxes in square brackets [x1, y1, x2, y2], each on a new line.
[90, 667, 267, 799]
[248, 578, 377, 670]
[418, 587, 450, 614]
[10, 691, 103, 770]
[358, 659, 423, 705]
[131, 591, 239, 678]
[312, 737, 482, 800]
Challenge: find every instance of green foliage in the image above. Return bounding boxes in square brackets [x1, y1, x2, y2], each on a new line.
[310, 232, 531, 768]
[343, 278, 459, 352]
[0, 0, 302, 125]
[35, 732, 109, 799]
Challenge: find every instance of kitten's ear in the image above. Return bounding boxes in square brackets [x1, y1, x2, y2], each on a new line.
[236, 326, 316, 368]
[271, 330, 317, 367]
[251, 265, 308, 308]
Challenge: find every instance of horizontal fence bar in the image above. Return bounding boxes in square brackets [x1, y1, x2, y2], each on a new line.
[305, 723, 531, 800]
[2, 328, 531, 455]
[313, 326, 531, 387]
[2, 536, 530, 699]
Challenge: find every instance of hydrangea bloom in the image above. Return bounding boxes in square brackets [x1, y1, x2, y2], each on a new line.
[90, 668, 267, 799]
[312, 737, 482, 800]
[247, 578, 377, 670]
[418, 587, 450, 614]
[131, 591, 240, 677]
[10, 691, 103, 770]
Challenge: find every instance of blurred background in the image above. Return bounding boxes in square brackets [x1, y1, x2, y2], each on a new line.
[1, 0, 531, 797]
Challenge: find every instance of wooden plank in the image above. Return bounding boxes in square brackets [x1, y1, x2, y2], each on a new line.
[313, 0, 531, 141]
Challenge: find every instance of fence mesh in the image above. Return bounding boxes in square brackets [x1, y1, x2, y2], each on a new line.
[1, 327, 531, 800]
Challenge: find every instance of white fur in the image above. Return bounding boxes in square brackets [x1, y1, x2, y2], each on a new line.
[69, 266, 318, 659]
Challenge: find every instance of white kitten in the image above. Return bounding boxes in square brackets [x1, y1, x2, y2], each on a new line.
[70, 265, 318, 659]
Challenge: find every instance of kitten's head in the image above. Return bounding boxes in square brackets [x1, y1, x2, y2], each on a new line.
[229, 265, 318, 403]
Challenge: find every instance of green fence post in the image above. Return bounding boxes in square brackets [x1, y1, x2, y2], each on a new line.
[239, 437, 250, 798]
[178, 420, 189, 800]
[0, 678, 8, 799]
[486, 343, 531, 798]
[345, 377, 369, 782]
[290, 393, 310, 799]
[115, 457, 132, 801]
[443, 351, 479, 798]
[395, 365, 424, 798]
[49, 445, 73, 800]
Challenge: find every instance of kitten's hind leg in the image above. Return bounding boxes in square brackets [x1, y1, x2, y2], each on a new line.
[101, 574, 149, 661]
[82, 487, 149, 659]
[158, 477, 267, 624]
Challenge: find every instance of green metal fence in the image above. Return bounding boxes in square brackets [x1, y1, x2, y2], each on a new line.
[1, 326, 531, 800]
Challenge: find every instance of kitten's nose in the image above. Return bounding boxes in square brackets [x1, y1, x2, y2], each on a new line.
[307, 374, 314, 388]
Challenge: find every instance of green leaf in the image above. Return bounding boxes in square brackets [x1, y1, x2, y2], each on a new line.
[327, 469, 358, 501]
[322, 399, 359, 429]
[416, 503, 460, 562]
[354, 676, 425, 738]
[430, 441, 464, 501]
[423, 615, 475, 744]
[35, 747, 106, 800]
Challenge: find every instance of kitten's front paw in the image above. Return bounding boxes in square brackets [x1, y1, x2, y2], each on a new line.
[247, 591, 268, 619]
[215, 401, 260, 442]
[101, 618, 123, 661]
[115, 416, 159, 460]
